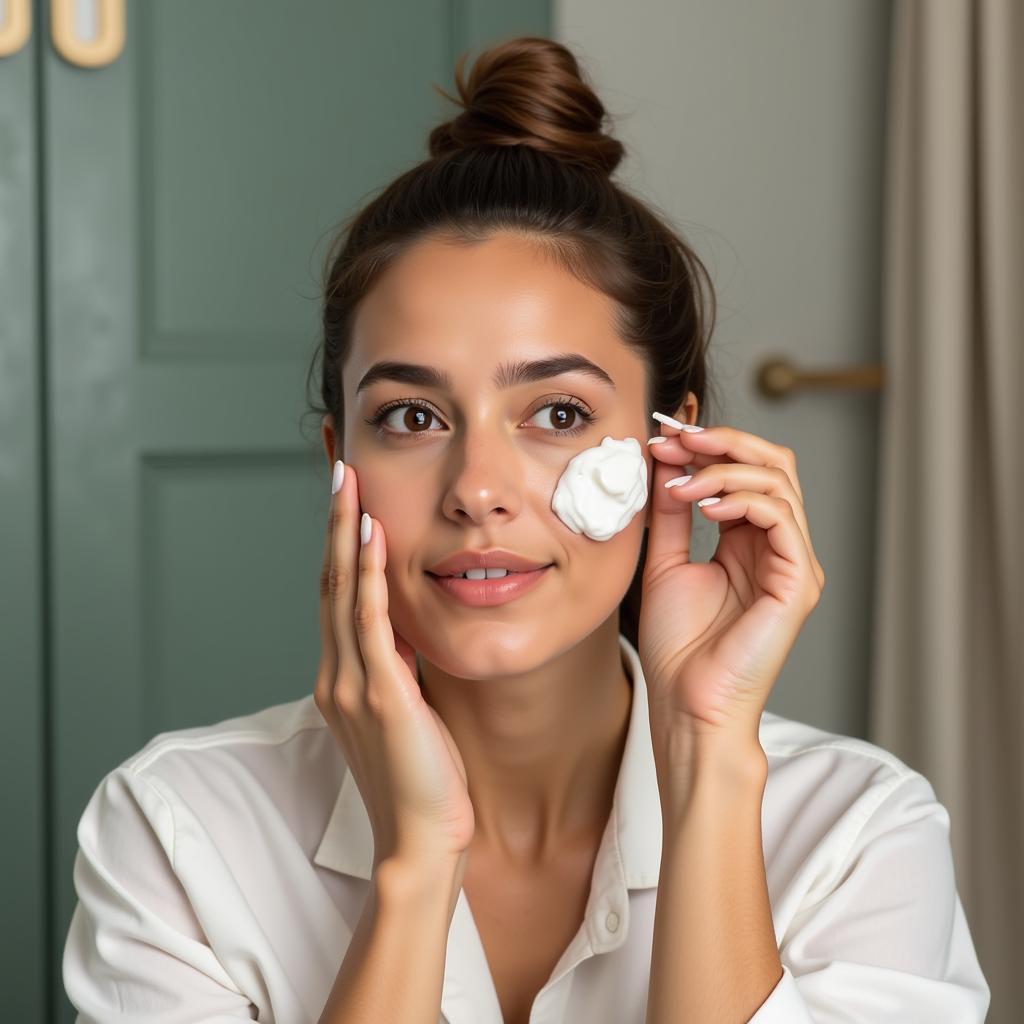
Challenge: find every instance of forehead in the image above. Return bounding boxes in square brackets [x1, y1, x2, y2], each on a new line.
[348, 232, 625, 375]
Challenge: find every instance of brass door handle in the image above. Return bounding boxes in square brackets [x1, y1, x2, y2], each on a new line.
[755, 356, 885, 400]
[52, 0, 124, 67]
[0, 0, 31, 57]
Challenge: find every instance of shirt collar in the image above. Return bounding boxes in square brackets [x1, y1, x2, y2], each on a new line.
[313, 631, 662, 889]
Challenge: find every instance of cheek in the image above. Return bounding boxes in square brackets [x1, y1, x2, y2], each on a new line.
[550, 435, 649, 542]
[547, 435, 649, 604]
[351, 467, 420, 552]
[555, 518, 646, 624]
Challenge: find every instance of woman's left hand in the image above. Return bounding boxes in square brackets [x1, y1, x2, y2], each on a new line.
[638, 418, 825, 769]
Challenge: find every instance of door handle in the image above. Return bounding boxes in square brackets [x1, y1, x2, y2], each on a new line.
[755, 356, 885, 400]
[0, 0, 31, 58]
[52, 0, 124, 67]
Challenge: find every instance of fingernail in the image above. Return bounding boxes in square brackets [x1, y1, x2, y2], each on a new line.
[332, 460, 345, 494]
[664, 475, 693, 488]
[652, 411, 685, 429]
[697, 496, 721, 507]
[652, 411, 704, 433]
[646, 436, 668, 445]
[360, 512, 372, 545]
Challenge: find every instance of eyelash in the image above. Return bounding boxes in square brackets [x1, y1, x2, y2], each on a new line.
[363, 396, 597, 440]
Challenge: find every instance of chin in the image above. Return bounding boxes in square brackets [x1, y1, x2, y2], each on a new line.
[419, 625, 553, 678]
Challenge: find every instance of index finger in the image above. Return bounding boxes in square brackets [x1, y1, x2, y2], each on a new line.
[322, 460, 368, 706]
[652, 413, 803, 502]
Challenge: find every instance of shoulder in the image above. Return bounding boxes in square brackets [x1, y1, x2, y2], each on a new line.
[67, 697, 336, 1016]
[754, 711, 989, 1015]
[80, 695, 343, 861]
[760, 706, 924, 801]
[121, 692, 329, 777]
[125, 693, 327, 772]
[757, 708, 947, 851]
[758, 709, 953, 900]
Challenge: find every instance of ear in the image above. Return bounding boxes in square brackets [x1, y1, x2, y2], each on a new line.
[321, 414, 341, 469]
[677, 391, 700, 427]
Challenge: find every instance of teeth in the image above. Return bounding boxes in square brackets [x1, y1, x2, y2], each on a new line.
[435, 564, 550, 579]
[443, 567, 524, 579]
[455, 567, 511, 580]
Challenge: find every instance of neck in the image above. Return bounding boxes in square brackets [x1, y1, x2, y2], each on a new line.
[417, 616, 633, 866]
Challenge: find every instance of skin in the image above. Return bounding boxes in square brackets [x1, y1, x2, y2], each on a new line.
[319, 230, 698, 868]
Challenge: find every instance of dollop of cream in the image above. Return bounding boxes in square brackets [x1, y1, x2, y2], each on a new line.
[551, 435, 648, 541]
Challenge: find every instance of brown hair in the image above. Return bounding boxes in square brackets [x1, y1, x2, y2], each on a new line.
[303, 35, 721, 653]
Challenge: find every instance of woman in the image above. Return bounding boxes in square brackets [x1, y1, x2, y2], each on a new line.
[64, 36, 989, 1024]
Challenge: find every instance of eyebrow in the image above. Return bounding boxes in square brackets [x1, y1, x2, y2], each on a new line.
[355, 353, 617, 396]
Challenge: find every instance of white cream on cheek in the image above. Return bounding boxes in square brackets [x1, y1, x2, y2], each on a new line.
[550, 435, 648, 541]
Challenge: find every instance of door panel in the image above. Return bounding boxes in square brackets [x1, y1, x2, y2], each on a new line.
[0, 2, 46, 1019]
[43, 2, 549, 1020]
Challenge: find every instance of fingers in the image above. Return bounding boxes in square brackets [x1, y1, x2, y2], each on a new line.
[691, 487, 821, 605]
[649, 423, 804, 503]
[665, 460, 810, 549]
[318, 481, 339, 683]
[353, 511, 411, 711]
[667, 467, 824, 591]
[649, 424, 824, 586]
[327, 460, 368, 712]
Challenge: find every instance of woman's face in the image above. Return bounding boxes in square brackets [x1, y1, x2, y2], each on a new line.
[330, 231, 654, 678]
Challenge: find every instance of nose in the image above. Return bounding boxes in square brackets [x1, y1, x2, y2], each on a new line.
[439, 429, 526, 526]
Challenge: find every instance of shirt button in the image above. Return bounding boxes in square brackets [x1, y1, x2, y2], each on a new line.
[605, 911, 620, 933]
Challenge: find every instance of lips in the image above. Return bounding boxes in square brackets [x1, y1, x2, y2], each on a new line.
[426, 563, 552, 607]
[427, 567, 534, 579]
[426, 548, 554, 577]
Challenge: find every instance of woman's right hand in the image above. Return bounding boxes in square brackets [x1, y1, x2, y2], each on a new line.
[315, 458, 476, 874]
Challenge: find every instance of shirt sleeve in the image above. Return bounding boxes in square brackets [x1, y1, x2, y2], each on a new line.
[747, 772, 991, 1024]
[62, 765, 258, 1023]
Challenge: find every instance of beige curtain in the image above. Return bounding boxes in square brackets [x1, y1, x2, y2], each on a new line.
[870, 1, 1023, 1020]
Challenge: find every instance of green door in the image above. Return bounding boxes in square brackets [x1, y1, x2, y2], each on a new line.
[0, 0, 47, 1020]
[1, 1, 550, 1019]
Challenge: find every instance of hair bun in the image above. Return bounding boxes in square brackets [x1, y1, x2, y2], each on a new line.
[429, 36, 625, 178]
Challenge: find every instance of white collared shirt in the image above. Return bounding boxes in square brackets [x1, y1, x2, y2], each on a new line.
[63, 633, 990, 1022]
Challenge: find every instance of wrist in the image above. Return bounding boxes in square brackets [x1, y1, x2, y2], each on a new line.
[372, 849, 467, 910]
[654, 729, 768, 821]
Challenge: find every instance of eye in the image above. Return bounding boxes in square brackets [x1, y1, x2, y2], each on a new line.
[523, 398, 596, 436]
[364, 399, 443, 436]
[364, 396, 597, 439]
